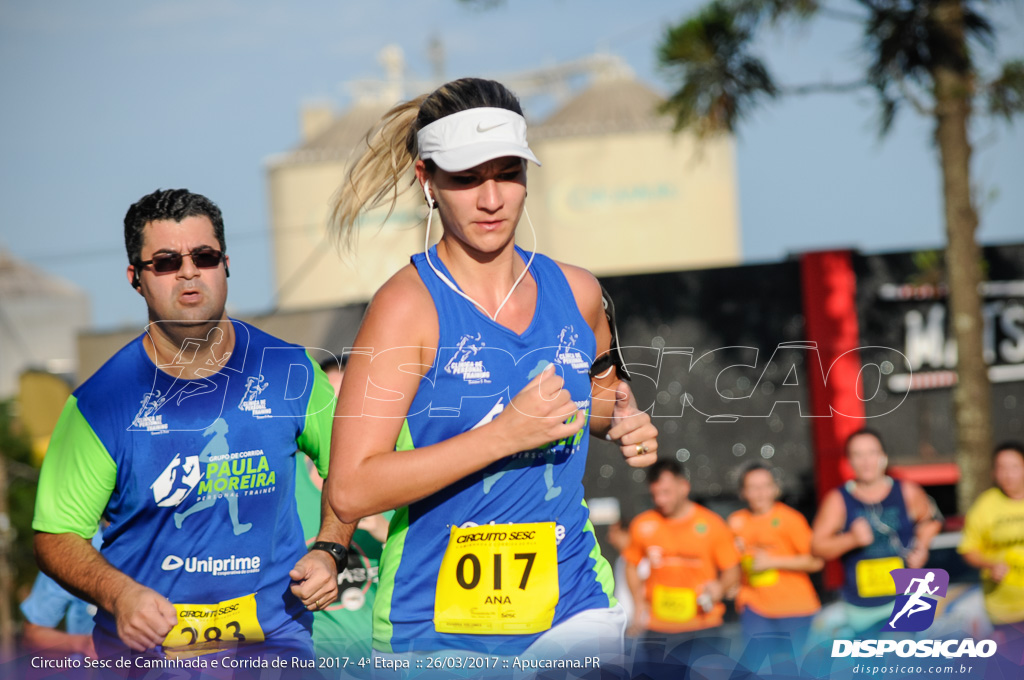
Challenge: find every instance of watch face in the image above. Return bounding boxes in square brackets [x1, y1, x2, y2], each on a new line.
[312, 542, 344, 562]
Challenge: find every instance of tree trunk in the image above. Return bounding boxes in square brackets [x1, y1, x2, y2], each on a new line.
[932, 0, 993, 513]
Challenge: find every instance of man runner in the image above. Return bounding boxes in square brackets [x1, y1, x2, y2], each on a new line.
[32, 189, 354, 672]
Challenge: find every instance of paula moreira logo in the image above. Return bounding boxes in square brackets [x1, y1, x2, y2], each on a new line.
[886, 568, 949, 632]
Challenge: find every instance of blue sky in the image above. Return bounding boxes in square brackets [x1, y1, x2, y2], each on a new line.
[1, 0, 1021, 329]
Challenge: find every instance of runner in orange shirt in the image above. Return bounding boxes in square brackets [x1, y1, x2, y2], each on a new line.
[624, 460, 740, 678]
[624, 460, 740, 636]
[728, 463, 822, 657]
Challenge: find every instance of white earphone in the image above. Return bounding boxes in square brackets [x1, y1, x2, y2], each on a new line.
[422, 180, 433, 207]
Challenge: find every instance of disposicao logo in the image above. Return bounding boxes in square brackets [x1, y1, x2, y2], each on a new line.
[886, 568, 949, 632]
[832, 567, 998, 659]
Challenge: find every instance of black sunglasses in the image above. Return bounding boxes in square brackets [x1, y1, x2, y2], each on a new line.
[138, 248, 225, 274]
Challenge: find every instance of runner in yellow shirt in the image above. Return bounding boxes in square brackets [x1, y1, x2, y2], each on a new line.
[959, 442, 1024, 655]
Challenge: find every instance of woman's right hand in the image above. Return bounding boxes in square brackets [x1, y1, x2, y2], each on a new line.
[496, 363, 585, 453]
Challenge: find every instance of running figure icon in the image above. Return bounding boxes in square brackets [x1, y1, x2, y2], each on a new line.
[888, 571, 939, 627]
[174, 417, 252, 535]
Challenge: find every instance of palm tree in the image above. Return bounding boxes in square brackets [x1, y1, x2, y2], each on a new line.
[658, 0, 1023, 509]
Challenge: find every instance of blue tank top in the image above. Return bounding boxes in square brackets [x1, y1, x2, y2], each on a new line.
[839, 479, 915, 607]
[373, 246, 616, 654]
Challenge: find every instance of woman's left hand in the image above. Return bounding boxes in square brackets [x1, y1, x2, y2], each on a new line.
[605, 382, 658, 468]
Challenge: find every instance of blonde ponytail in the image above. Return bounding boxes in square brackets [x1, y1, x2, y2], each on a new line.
[330, 78, 526, 249]
[330, 95, 426, 247]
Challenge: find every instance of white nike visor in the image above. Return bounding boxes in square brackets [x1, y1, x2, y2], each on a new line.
[417, 107, 541, 172]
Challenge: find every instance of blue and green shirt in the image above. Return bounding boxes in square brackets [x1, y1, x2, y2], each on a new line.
[33, 319, 336, 651]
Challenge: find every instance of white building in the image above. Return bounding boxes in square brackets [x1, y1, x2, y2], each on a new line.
[0, 249, 90, 398]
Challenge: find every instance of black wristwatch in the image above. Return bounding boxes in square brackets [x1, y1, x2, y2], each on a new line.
[309, 541, 348, 571]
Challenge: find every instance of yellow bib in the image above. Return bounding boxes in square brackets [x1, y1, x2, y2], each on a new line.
[651, 585, 697, 623]
[1003, 547, 1024, 587]
[742, 555, 780, 587]
[855, 556, 904, 598]
[434, 522, 559, 635]
[162, 593, 264, 659]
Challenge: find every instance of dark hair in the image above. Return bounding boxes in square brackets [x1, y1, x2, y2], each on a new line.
[125, 189, 226, 286]
[994, 441, 1024, 461]
[844, 428, 885, 455]
[331, 78, 525, 243]
[739, 462, 775, 488]
[648, 459, 686, 483]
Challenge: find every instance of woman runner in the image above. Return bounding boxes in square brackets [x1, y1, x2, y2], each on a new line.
[811, 429, 941, 637]
[325, 78, 658, 670]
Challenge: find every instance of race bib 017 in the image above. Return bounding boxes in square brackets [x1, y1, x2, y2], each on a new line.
[434, 522, 559, 635]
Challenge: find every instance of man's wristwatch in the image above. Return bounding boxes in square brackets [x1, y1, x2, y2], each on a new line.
[309, 541, 348, 571]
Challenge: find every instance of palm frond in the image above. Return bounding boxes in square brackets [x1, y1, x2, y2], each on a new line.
[728, 0, 821, 27]
[987, 59, 1024, 121]
[658, 1, 778, 135]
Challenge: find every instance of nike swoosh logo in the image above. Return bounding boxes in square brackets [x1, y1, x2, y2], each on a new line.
[476, 121, 508, 133]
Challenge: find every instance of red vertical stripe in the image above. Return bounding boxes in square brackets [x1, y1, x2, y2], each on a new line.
[800, 250, 864, 589]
